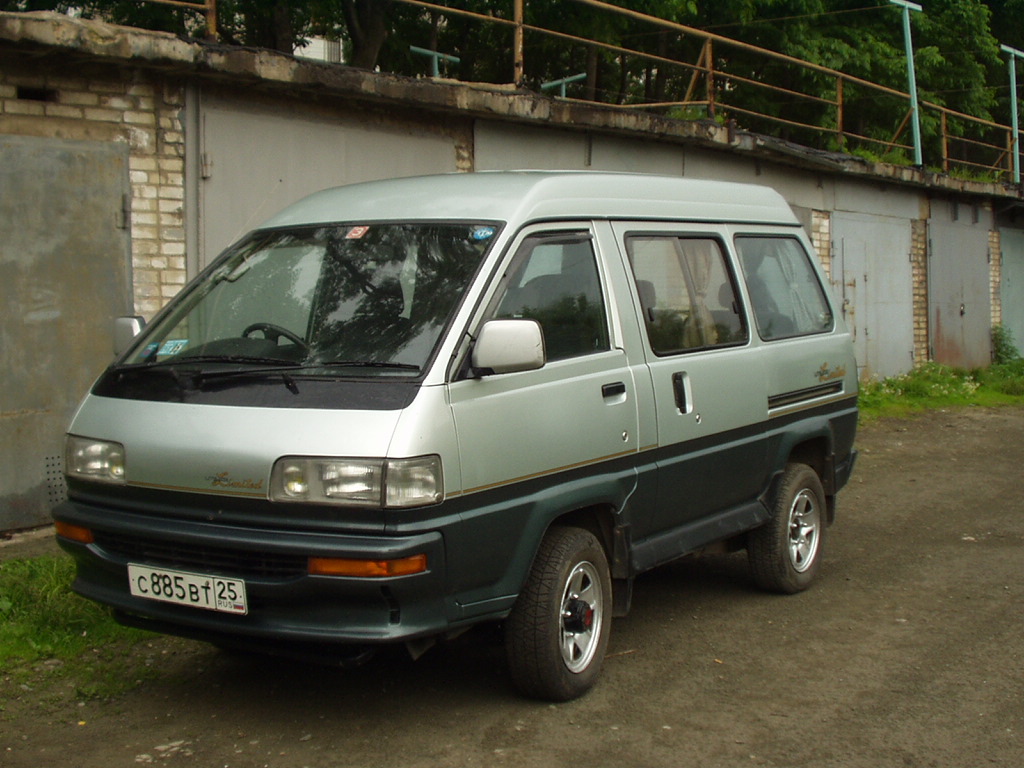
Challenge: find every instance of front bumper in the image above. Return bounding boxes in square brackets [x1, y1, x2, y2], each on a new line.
[53, 498, 450, 646]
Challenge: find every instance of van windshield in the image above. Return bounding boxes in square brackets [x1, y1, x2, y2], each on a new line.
[124, 222, 498, 378]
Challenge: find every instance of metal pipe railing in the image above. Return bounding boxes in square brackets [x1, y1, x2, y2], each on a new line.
[134, 0, 216, 39]
[126, 0, 1020, 182]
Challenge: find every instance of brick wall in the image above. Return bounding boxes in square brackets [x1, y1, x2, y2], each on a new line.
[989, 228, 1002, 330]
[811, 210, 831, 279]
[0, 62, 186, 318]
[911, 219, 929, 366]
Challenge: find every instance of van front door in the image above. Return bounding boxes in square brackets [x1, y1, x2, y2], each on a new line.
[445, 228, 639, 608]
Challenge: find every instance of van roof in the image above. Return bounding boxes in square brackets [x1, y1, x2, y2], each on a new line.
[260, 171, 800, 229]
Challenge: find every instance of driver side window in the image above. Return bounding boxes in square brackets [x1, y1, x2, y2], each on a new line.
[492, 233, 610, 362]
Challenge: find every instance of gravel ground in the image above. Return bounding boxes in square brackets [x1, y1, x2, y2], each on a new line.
[2, 407, 1022, 768]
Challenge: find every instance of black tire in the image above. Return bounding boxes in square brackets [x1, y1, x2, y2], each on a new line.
[748, 463, 827, 594]
[505, 526, 612, 701]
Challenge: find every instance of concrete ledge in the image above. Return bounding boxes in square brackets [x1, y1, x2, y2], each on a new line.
[0, 524, 58, 562]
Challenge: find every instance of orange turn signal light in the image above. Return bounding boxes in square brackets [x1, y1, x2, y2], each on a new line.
[54, 520, 95, 544]
[308, 554, 427, 578]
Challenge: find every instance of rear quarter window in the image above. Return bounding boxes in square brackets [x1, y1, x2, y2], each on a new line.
[734, 236, 833, 341]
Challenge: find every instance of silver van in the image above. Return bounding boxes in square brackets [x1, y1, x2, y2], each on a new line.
[54, 172, 857, 701]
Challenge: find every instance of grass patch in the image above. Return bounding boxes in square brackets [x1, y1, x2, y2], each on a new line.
[859, 360, 1024, 421]
[0, 555, 156, 698]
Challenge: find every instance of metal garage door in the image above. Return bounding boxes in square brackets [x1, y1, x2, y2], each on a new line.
[195, 91, 459, 268]
[998, 227, 1024, 355]
[832, 211, 915, 378]
[0, 136, 132, 530]
[928, 200, 992, 369]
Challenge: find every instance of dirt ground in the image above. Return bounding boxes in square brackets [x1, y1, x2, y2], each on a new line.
[2, 407, 1022, 768]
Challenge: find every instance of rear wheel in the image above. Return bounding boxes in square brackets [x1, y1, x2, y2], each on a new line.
[505, 526, 612, 701]
[748, 463, 826, 594]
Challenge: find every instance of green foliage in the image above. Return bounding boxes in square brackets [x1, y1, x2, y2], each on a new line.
[946, 165, 1003, 182]
[977, 358, 1024, 395]
[849, 146, 914, 166]
[0, 0, 76, 10]
[983, 0, 1024, 52]
[858, 360, 1024, 420]
[992, 324, 1021, 365]
[0, 555, 144, 668]
[6, 1, 1020, 170]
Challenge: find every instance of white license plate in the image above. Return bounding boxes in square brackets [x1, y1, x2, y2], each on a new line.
[128, 564, 247, 615]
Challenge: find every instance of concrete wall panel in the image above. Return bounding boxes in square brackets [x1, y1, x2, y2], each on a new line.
[474, 121, 595, 170]
[0, 136, 132, 529]
[474, 121, 685, 175]
[833, 178, 921, 220]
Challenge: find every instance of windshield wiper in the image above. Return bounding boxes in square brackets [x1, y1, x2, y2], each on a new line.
[136, 354, 301, 368]
[187, 360, 421, 396]
[185, 359, 421, 389]
[112, 356, 304, 394]
[191, 359, 421, 379]
[112, 357, 420, 395]
[124, 356, 419, 373]
[315, 361, 422, 371]
[191, 367, 302, 393]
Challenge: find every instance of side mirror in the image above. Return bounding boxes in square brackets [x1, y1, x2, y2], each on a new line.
[472, 319, 545, 375]
[114, 315, 146, 356]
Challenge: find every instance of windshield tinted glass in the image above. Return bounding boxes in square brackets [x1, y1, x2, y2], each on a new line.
[126, 222, 497, 375]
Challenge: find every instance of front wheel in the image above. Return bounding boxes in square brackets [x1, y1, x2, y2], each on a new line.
[748, 463, 827, 594]
[505, 526, 612, 701]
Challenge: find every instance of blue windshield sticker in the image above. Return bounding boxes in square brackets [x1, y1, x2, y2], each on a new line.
[158, 339, 189, 356]
[471, 226, 496, 241]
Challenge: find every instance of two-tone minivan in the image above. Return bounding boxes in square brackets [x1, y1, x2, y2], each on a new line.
[54, 172, 857, 701]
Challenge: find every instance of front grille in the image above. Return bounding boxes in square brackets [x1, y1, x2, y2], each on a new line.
[95, 531, 307, 580]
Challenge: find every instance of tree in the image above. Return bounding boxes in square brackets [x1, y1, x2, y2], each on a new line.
[340, 0, 392, 69]
[7, 0, 1021, 168]
[982, 0, 1024, 51]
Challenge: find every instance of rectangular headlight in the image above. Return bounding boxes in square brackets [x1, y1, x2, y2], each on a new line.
[320, 461, 383, 504]
[65, 435, 126, 485]
[270, 456, 442, 509]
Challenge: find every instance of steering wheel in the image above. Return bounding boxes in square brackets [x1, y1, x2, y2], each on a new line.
[241, 322, 308, 352]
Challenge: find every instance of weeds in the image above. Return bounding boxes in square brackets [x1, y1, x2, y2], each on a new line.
[0, 555, 153, 696]
[848, 146, 914, 167]
[859, 360, 1024, 420]
[992, 324, 1021, 365]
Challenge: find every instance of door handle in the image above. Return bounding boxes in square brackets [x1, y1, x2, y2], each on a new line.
[672, 371, 691, 413]
[602, 381, 626, 399]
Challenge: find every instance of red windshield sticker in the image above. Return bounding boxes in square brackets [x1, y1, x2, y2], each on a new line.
[346, 226, 370, 239]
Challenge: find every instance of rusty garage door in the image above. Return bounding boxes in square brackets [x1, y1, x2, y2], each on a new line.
[832, 211, 915, 378]
[0, 135, 132, 531]
[928, 200, 993, 369]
